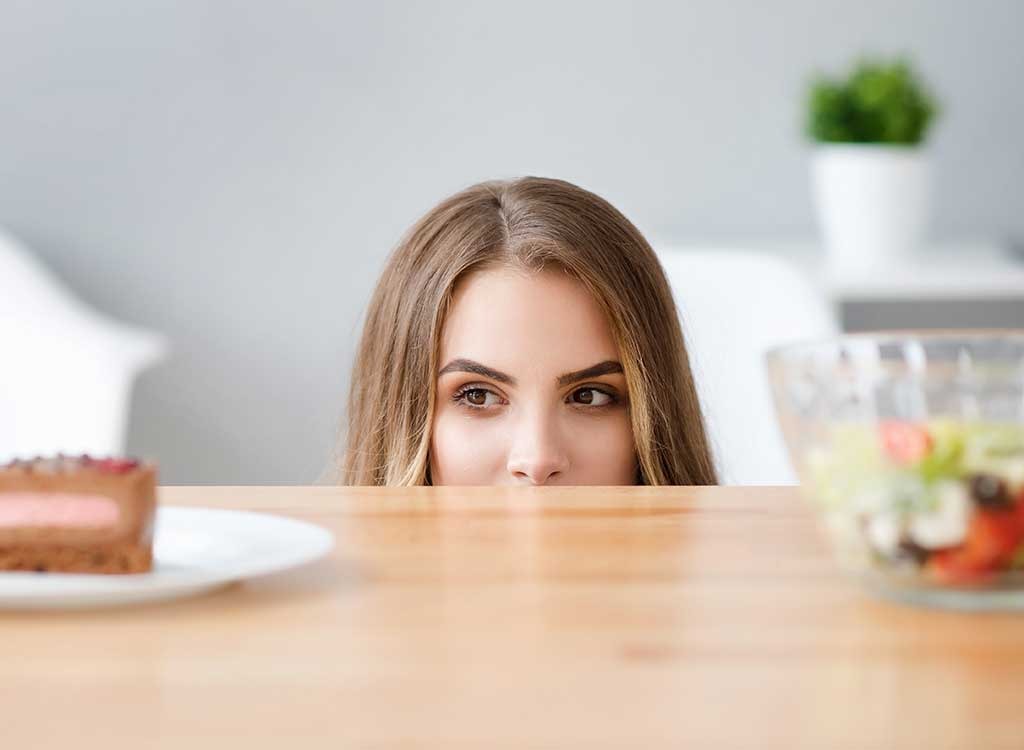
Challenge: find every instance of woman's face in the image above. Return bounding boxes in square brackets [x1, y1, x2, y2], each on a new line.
[430, 267, 638, 486]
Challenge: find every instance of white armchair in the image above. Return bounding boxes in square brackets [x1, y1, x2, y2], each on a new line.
[657, 248, 839, 485]
[0, 228, 168, 464]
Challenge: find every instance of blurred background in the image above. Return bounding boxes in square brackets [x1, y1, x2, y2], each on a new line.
[1, 1, 1021, 484]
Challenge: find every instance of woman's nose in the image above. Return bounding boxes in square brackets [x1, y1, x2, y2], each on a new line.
[506, 412, 570, 485]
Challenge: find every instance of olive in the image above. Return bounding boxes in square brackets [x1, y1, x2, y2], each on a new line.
[897, 538, 930, 566]
[968, 473, 1012, 509]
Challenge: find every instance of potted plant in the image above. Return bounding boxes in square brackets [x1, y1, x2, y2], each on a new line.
[806, 57, 940, 270]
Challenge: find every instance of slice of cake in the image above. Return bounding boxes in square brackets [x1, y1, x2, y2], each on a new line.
[0, 455, 157, 574]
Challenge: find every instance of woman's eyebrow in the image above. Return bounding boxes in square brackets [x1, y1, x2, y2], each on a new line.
[438, 359, 516, 385]
[437, 359, 623, 387]
[557, 360, 623, 387]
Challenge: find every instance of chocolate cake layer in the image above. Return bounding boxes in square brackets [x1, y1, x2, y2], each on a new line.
[0, 540, 153, 574]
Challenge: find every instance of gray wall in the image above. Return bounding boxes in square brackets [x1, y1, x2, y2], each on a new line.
[1, 1, 1021, 483]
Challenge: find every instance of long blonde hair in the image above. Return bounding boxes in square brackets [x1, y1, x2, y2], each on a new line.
[336, 177, 718, 486]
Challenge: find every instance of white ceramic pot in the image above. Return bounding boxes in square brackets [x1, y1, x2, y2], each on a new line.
[811, 144, 930, 271]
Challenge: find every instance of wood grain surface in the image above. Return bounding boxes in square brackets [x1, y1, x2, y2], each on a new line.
[3, 485, 1022, 749]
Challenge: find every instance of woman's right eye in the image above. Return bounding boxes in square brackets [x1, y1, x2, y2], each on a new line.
[453, 387, 502, 409]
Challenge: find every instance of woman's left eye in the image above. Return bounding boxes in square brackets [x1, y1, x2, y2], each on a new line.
[570, 388, 614, 407]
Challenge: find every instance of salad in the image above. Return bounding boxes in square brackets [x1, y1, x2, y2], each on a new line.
[804, 419, 1024, 587]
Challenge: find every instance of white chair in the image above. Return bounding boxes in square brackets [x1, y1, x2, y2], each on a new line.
[657, 248, 839, 485]
[0, 227, 168, 463]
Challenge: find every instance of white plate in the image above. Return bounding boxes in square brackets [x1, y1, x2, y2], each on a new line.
[0, 506, 334, 610]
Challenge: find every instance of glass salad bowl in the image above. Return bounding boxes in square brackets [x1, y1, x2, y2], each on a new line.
[766, 331, 1024, 609]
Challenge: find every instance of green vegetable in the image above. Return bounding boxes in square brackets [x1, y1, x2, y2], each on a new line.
[917, 419, 965, 483]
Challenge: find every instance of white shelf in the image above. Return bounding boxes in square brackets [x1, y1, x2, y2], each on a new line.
[803, 242, 1024, 302]
[661, 240, 1024, 302]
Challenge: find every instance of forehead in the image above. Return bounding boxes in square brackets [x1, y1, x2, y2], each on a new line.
[438, 267, 620, 377]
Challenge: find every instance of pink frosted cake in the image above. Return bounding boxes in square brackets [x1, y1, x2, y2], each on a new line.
[0, 456, 157, 574]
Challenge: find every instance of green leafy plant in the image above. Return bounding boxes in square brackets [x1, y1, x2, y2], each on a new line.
[806, 57, 939, 145]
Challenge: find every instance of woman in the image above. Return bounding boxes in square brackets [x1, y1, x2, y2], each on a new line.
[336, 176, 717, 486]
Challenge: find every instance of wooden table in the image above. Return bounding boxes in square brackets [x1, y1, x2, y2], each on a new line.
[4, 486, 1023, 748]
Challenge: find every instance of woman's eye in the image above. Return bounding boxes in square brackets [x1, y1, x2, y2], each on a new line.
[455, 388, 502, 409]
[571, 388, 614, 407]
